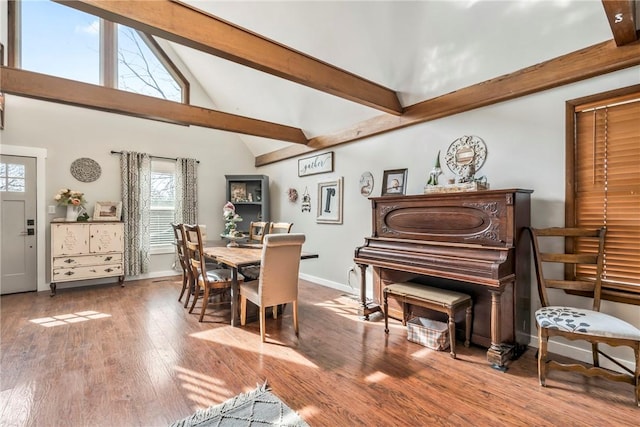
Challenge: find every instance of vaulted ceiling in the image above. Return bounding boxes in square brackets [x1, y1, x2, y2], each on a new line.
[2, 1, 639, 165]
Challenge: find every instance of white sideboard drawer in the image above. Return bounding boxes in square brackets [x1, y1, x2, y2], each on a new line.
[52, 264, 123, 282]
[53, 253, 122, 268]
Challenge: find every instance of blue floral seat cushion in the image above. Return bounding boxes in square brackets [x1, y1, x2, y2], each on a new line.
[536, 306, 640, 340]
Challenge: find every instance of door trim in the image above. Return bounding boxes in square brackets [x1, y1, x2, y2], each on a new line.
[0, 145, 48, 292]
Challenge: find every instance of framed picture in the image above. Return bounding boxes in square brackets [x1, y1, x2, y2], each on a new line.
[316, 177, 343, 224]
[381, 169, 408, 196]
[93, 201, 122, 221]
[298, 152, 334, 177]
[230, 182, 247, 202]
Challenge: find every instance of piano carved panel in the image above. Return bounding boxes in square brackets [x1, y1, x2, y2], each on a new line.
[374, 191, 515, 247]
[355, 189, 533, 369]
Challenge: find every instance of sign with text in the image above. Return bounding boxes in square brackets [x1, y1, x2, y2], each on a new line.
[298, 152, 334, 177]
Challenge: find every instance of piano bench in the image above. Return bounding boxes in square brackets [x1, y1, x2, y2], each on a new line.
[383, 282, 473, 359]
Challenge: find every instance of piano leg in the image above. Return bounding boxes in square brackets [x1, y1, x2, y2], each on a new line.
[357, 263, 381, 320]
[487, 289, 515, 371]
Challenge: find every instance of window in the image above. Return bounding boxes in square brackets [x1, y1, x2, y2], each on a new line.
[11, 0, 188, 102]
[567, 86, 640, 304]
[117, 25, 182, 102]
[19, 0, 100, 84]
[150, 160, 176, 250]
[0, 162, 26, 192]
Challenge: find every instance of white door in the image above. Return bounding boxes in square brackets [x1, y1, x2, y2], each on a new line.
[1, 155, 38, 294]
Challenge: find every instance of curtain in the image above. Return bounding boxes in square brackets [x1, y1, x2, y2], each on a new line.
[175, 157, 198, 225]
[120, 151, 151, 275]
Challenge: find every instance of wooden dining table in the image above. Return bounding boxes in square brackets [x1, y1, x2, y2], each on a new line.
[202, 240, 318, 326]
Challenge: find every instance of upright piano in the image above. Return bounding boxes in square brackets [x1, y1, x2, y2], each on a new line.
[354, 189, 532, 368]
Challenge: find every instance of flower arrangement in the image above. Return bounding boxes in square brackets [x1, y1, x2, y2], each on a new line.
[223, 201, 243, 237]
[54, 188, 86, 206]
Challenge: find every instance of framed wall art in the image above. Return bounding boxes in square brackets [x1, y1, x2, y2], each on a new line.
[316, 177, 343, 224]
[230, 182, 248, 202]
[298, 152, 334, 177]
[93, 201, 122, 221]
[381, 169, 408, 196]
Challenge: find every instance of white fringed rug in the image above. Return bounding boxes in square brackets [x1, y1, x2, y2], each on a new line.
[170, 382, 309, 427]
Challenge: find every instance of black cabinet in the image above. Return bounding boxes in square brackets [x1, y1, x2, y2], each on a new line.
[225, 175, 270, 233]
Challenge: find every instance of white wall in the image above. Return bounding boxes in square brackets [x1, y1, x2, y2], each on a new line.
[259, 66, 640, 370]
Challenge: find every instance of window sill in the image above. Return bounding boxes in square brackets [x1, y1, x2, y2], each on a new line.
[150, 245, 174, 255]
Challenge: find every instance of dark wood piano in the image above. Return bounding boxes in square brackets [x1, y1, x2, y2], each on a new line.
[354, 188, 533, 369]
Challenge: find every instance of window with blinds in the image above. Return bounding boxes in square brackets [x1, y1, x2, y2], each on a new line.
[568, 86, 640, 304]
[150, 160, 176, 248]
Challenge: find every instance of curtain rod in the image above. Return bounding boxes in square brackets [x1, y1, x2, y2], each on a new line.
[110, 150, 199, 163]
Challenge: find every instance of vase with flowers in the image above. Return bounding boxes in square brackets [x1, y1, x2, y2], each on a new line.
[222, 201, 244, 247]
[54, 188, 87, 221]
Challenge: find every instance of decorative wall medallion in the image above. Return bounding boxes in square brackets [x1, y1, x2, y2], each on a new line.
[70, 157, 101, 182]
[359, 171, 374, 196]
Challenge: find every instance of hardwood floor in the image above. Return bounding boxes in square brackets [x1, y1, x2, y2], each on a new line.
[1, 277, 637, 426]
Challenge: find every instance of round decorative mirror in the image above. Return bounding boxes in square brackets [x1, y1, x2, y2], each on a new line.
[445, 136, 487, 182]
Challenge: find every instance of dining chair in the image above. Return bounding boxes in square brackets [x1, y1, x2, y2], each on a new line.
[268, 222, 293, 234]
[171, 223, 192, 308]
[248, 221, 270, 244]
[183, 224, 242, 322]
[239, 233, 306, 342]
[529, 226, 640, 406]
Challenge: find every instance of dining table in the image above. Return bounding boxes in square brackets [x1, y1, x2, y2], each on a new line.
[202, 240, 318, 326]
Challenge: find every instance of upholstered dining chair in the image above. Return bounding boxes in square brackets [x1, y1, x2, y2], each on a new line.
[183, 224, 243, 322]
[529, 226, 640, 406]
[239, 233, 306, 342]
[171, 223, 192, 308]
[268, 222, 293, 234]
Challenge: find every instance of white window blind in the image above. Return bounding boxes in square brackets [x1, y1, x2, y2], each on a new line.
[150, 160, 175, 247]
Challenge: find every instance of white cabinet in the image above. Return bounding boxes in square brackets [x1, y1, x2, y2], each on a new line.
[50, 222, 125, 295]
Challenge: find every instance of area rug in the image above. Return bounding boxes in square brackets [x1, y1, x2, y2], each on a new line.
[170, 382, 309, 427]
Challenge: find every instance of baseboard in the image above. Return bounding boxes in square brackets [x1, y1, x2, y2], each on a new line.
[299, 272, 355, 294]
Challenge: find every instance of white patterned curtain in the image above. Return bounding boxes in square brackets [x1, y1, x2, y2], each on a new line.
[175, 157, 198, 225]
[120, 151, 151, 275]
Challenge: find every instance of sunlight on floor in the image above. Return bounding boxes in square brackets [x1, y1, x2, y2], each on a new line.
[312, 294, 360, 319]
[175, 366, 232, 408]
[365, 370, 390, 383]
[190, 326, 319, 369]
[29, 311, 111, 327]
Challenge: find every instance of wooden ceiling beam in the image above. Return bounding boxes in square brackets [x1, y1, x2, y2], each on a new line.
[0, 67, 309, 144]
[256, 39, 640, 166]
[53, 0, 403, 116]
[601, 0, 638, 46]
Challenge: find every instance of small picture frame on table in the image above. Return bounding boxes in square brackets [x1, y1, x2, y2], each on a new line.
[381, 169, 408, 196]
[93, 201, 122, 221]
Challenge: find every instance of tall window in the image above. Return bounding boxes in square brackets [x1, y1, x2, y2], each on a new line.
[19, 0, 100, 84]
[567, 86, 640, 304]
[12, 0, 187, 102]
[150, 160, 176, 249]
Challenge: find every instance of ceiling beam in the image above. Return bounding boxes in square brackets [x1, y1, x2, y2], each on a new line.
[601, 0, 638, 46]
[53, 0, 403, 116]
[0, 67, 309, 144]
[256, 39, 640, 166]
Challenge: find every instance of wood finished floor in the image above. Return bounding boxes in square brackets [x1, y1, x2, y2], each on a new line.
[1, 276, 637, 427]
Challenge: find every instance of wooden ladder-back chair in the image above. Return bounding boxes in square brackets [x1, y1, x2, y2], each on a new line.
[529, 226, 640, 406]
[248, 221, 270, 244]
[268, 222, 293, 234]
[183, 224, 242, 322]
[171, 223, 192, 308]
[239, 233, 305, 342]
